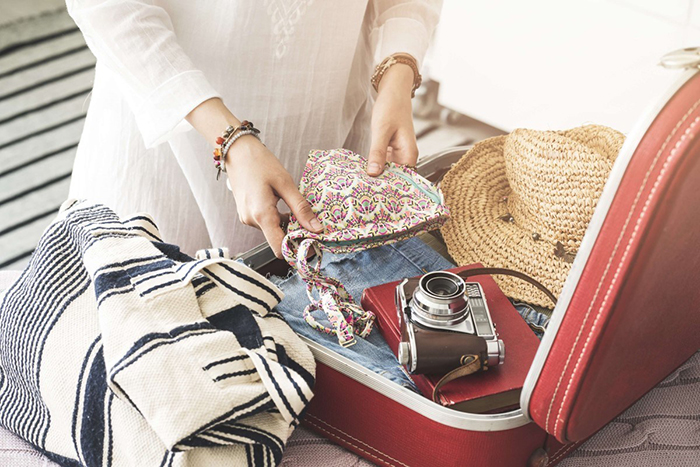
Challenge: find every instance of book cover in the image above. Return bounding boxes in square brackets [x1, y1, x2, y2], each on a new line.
[360, 263, 540, 413]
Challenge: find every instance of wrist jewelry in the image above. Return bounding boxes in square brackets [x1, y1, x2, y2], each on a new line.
[371, 52, 422, 98]
[213, 121, 261, 180]
[220, 129, 259, 173]
[213, 124, 235, 170]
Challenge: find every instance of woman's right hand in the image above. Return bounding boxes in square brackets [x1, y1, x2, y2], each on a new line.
[184, 98, 321, 257]
[225, 136, 323, 259]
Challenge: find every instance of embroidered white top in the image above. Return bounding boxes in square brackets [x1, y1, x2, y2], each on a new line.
[65, 0, 442, 256]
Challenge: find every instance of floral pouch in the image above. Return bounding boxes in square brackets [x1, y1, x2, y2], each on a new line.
[282, 149, 450, 347]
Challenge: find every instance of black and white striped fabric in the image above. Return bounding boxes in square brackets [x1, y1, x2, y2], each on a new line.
[0, 9, 95, 270]
[0, 199, 315, 467]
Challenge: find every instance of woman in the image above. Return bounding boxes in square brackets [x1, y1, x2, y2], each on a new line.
[66, 0, 442, 258]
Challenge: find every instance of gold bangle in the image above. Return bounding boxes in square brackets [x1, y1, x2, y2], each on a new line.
[371, 53, 422, 98]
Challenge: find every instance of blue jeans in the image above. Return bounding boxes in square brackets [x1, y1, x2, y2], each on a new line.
[512, 301, 550, 339]
[270, 237, 550, 389]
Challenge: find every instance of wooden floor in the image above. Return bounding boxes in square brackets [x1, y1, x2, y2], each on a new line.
[0, 7, 502, 271]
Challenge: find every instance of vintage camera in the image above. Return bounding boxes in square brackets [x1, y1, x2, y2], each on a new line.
[395, 271, 505, 375]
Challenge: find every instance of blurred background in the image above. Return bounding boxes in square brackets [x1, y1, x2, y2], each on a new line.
[1, 0, 698, 270]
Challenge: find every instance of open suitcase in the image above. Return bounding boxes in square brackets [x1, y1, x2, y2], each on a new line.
[238, 51, 700, 467]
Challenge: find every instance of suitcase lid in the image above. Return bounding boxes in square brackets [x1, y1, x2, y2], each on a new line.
[521, 54, 700, 443]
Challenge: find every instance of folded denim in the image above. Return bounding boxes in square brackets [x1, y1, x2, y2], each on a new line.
[512, 302, 551, 338]
[271, 237, 453, 390]
[270, 237, 551, 390]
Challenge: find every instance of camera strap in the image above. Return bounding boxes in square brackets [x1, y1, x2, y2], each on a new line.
[432, 267, 557, 402]
[432, 355, 483, 403]
[456, 267, 558, 306]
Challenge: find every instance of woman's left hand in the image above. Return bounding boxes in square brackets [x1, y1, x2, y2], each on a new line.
[367, 64, 418, 176]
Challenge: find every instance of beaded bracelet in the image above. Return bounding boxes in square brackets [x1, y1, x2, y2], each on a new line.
[213, 121, 261, 180]
[219, 129, 260, 175]
[213, 124, 236, 168]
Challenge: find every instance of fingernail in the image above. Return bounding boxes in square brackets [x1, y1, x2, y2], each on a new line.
[368, 162, 382, 175]
[310, 218, 323, 232]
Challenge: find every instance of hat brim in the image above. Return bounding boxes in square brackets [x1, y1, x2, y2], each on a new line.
[440, 137, 569, 308]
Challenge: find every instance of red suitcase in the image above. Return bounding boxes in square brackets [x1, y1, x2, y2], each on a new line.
[239, 53, 700, 466]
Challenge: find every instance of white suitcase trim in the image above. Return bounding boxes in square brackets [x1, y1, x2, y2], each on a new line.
[302, 336, 529, 431]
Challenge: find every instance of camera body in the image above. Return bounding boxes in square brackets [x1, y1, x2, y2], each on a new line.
[395, 271, 505, 375]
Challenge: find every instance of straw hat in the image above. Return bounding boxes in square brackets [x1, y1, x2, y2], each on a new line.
[440, 125, 625, 308]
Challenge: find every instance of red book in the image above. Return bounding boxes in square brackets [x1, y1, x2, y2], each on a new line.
[361, 263, 540, 413]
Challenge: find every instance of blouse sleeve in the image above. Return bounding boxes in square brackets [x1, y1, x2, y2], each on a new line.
[370, 0, 443, 69]
[66, 0, 221, 148]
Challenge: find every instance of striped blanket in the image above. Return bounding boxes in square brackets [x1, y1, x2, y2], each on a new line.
[0, 199, 315, 466]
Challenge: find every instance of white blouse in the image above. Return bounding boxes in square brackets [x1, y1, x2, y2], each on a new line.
[66, 0, 442, 255]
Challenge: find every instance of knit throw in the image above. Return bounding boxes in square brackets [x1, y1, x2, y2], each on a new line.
[0, 200, 315, 466]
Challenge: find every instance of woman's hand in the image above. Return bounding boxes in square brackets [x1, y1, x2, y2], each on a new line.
[226, 137, 323, 259]
[186, 98, 322, 258]
[367, 64, 418, 176]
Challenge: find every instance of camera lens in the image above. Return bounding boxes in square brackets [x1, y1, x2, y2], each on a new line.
[419, 271, 464, 300]
[425, 276, 460, 297]
[410, 271, 469, 329]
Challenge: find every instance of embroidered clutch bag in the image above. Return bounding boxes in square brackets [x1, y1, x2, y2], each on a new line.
[282, 149, 450, 347]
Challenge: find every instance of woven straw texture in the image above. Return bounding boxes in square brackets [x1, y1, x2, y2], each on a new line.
[441, 125, 625, 307]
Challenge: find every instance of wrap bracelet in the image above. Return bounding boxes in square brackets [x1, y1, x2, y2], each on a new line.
[370, 52, 422, 98]
[220, 129, 260, 174]
[213, 121, 261, 180]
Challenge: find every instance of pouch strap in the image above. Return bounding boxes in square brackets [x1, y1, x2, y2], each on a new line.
[286, 237, 375, 347]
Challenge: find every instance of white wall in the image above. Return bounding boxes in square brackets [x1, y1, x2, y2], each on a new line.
[432, 0, 700, 133]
